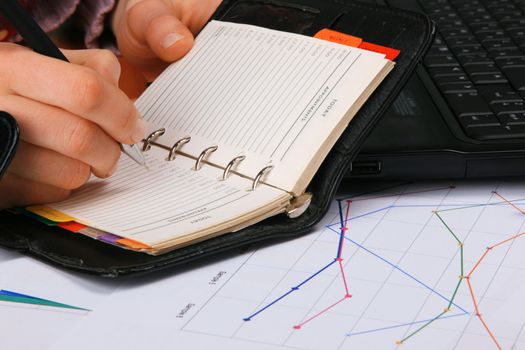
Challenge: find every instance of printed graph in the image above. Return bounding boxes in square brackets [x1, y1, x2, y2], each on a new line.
[179, 181, 525, 349]
[0, 289, 89, 312]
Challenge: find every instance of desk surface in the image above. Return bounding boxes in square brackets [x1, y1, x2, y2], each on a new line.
[1, 179, 524, 350]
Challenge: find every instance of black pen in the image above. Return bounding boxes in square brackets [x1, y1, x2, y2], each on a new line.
[0, 0, 147, 168]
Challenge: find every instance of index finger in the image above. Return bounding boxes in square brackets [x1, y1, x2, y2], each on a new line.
[3, 45, 146, 144]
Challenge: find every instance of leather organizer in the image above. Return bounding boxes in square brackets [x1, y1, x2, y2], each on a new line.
[0, 0, 435, 276]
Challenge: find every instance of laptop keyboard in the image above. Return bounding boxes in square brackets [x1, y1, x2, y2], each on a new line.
[420, 0, 525, 140]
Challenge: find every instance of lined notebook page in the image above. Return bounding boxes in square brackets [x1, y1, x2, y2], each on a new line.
[136, 20, 393, 194]
[46, 148, 290, 249]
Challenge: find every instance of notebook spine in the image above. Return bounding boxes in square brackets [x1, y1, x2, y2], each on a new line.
[142, 128, 272, 190]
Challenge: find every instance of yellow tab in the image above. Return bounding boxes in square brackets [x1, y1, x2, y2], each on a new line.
[26, 206, 76, 223]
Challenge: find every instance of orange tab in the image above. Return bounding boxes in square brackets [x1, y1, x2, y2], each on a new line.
[359, 41, 400, 61]
[58, 221, 87, 233]
[116, 238, 151, 250]
[314, 29, 362, 47]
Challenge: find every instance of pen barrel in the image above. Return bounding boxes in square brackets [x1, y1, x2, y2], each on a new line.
[0, 0, 68, 61]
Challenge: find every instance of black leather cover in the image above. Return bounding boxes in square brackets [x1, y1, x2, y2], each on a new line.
[0, 111, 19, 179]
[0, 0, 435, 277]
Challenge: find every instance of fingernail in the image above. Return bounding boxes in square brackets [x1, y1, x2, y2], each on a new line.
[161, 33, 184, 49]
[131, 118, 147, 143]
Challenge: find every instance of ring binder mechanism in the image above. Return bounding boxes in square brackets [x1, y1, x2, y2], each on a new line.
[194, 145, 218, 171]
[168, 137, 191, 161]
[142, 128, 165, 151]
[221, 155, 246, 181]
[251, 165, 273, 191]
[142, 128, 192, 161]
[142, 129, 274, 189]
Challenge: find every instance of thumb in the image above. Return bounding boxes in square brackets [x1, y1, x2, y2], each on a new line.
[119, 0, 194, 68]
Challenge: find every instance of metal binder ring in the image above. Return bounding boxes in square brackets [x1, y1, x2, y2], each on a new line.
[251, 165, 273, 191]
[142, 128, 165, 151]
[221, 155, 246, 181]
[167, 136, 191, 161]
[194, 145, 218, 171]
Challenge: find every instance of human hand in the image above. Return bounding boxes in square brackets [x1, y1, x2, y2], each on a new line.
[0, 44, 145, 208]
[112, 0, 222, 81]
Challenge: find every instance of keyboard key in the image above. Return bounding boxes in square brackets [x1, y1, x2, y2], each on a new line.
[482, 38, 514, 51]
[491, 7, 520, 16]
[424, 55, 460, 67]
[495, 56, 525, 68]
[489, 48, 524, 59]
[440, 82, 477, 93]
[464, 63, 500, 75]
[433, 13, 460, 23]
[501, 67, 525, 91]
[448, 36, 477, 47]
[507, 27, 525, 39]
[445, 92, 493, 116]
[460, 9, 490, 20]
[476, 31, 508, 42]
[471, 73, 508, 84]
[426, 5, 454, 14]
[499, 112, 525, 125]
[494, 12, 523, 22]
[466, 124, 525, 140]
[453, 45, 486, 56]
[435, 74, 471, 85]
[492, 100, 525, 115]
[428, 66, 465, 77]
[441, 27, 473, 38]
[427, 45, 452, 56]
[439, 19, 467, 30]
[478, 84, 524, 103]
[453, 0, 483, 9]
[458, 54, 493, 66]
[433, 34, 446, 46]
[459, 114, 500, 128]
[470, 22, 501, 32]
[501, 18, 525, 29]
[468, 17, 496, 25]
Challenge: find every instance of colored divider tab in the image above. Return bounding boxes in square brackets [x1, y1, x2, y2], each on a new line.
[58, 221, 87, 233]
[98, 233, 123, 244]
[16, 208, 58, 226]
[26, 206, 76, 223]
[359, 41, 400, 61]
[116, 238, 151, 250]
[314, 28, 400, 61]
[314, 28, 362, 47]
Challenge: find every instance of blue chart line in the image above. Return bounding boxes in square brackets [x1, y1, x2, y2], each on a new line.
[243, 260, 337, 321]
[240, 187, 522, 343]
[346, 312, 466, 337]
[325, 226, 468, 314]
[245, 199, 355, 330]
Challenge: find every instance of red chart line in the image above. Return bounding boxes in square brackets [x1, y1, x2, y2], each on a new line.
[339, 260, 351, 297]
[294, 296, 351, 330]
[294, 200, 353, 330]
[493, 191, 525, 215]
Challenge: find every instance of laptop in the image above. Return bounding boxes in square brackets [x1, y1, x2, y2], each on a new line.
[348, 0, 525, 179]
